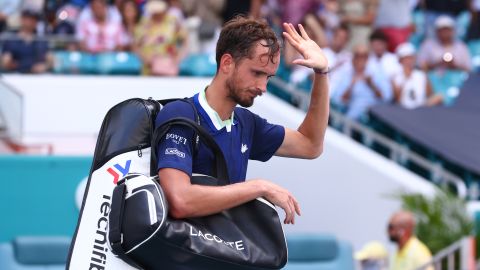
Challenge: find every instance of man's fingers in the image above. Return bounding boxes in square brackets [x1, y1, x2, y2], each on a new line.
[293, 197, 301, 216]
[283, 22, 301, 43]
[282, 31, 298, 48]
[298, 24, 310, 40]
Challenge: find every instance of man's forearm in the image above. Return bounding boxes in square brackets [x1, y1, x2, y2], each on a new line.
[297, 72, 329, 155]
[164, 177, 265, 219]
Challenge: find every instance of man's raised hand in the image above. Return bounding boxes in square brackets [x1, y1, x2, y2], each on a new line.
[282, 22, 328, 72]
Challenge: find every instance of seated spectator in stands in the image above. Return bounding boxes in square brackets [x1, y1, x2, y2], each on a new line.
[374, 0, 412, 52]
[324, 24, 351, 72]
[388, 211, 433, 270]
[418, 15, 472, 72]
[76, 0, 125, 53]
[76, 0, 121, 27]
[392, 43, 443, 109]
[44, 3, 78, 36]
[317, 0, 341, 43]
[332, 44, 392, 120]
[1, 9, 51, 73]
[181, 0, 224, 54]
[340, 0, 379, 49]
[367, 30, 401, 80]
[119, 0, 140, 51]
[324, 24, 352, 91]
[133, 0, 188, 76]
[0, 0, 22, 32]
[355, 241, 389, 270]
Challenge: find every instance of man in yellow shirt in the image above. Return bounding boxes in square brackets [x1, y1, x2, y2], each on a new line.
[388, 211, 434, 270]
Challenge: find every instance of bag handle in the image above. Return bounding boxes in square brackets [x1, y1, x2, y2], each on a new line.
[151, 117, 230, 185]
[108, 182, 143, 269]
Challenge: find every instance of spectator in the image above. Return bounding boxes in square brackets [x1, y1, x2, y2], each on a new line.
[420, 0, 468, 39]
[367, 30, 401, 80]
[133, 0, 188, 76]
[324, 24, 351, 72]
[76, 0, 121, 28]
[0, 0, 22, 32]
[76, 0, 125, 53]
[332, 44, 392, 120]
[317, 0, 341, 43]
[339, 0, 379, 49]
[43, 4, 78, 36]
[392, 43, 443, 109]
[324, 24, 351, 92]
[1, 9, 51, 73]
[417, 15, 472, 72]
[180, 0, 224, 54]
[388, 211, 433, 270]
[221, 0, 263, 23]
[374, 0, 412, 52]
[278, 0, 320, 26]
[466, 0, 480, 41]
[355, 241, 389, 270]
[119, 0, 140, 51]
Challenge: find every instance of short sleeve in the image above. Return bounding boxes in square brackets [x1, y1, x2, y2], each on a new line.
[155, 101, 196, 175]
[249, 113, 285, 162]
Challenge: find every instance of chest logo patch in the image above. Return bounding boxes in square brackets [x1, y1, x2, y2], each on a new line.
[241, 144, 248, 154]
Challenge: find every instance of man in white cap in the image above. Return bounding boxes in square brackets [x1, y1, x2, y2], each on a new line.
[392, 42, 443, 109]
[355, 241, 389, 270]
[417, 15, 471, 72]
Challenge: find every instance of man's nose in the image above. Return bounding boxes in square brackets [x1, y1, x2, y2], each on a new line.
[257, 78, 268, 93]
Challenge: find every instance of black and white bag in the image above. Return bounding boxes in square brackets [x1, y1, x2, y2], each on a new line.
[67, 98, 287, 270]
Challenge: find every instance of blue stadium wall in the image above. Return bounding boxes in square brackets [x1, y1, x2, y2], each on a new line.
[0, 155, 91, 242]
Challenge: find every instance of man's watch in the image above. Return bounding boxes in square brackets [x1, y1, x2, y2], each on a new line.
[313, 67, 330, 75]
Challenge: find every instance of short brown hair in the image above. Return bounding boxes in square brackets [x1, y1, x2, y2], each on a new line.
[216, 16, 280, 70]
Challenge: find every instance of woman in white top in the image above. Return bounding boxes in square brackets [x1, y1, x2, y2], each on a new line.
[392, 43, 442, 109]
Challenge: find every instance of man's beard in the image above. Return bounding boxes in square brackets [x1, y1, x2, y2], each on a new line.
[226, 71, 258, 108]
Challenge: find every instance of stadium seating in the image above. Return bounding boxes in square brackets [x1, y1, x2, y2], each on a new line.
[53, 51, 142, 75]
[97, 52, 142, 75]
[468, 39, 480, 72]
[284, 234, 354, 270]
[0, 236, 70, 270]
[428, 70, 469, 106]
[53, 51, 96, 74]
[179, 53, 217, 77]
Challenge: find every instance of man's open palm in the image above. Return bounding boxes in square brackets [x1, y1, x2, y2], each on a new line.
[282, 22, 328, 71]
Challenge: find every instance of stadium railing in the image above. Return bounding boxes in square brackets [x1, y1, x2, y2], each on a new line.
[268, 77, 469, 199]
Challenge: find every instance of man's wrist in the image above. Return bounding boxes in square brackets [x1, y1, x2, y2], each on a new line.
[313, 67, 330, 75]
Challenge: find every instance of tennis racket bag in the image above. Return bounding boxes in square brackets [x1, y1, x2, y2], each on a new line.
[67, 98, 163, 270]
[66, 98, 287, 270]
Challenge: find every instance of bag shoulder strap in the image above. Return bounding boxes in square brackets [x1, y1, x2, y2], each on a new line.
[150, 98, 201, 175]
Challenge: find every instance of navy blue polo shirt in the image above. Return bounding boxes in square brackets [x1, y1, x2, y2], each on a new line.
[2, 37, 49, 73]
[155, 89, 285, 183]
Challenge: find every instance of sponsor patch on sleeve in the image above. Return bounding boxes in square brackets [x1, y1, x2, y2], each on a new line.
[165, 148, 186, 158]
[166, 133, 188, 145]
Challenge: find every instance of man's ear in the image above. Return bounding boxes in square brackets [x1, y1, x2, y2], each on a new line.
[219, 53, 234, 74]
